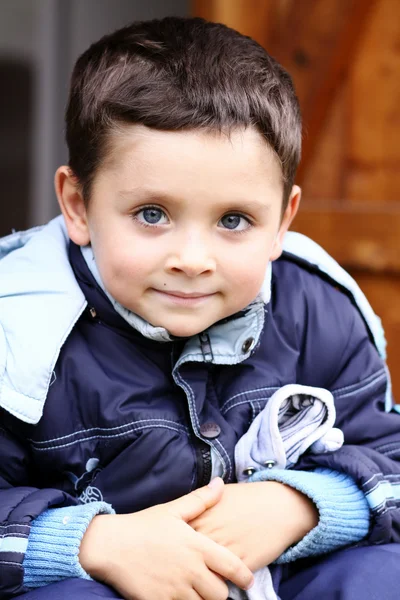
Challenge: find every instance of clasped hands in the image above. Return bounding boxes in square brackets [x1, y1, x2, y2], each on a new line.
[189, 478, 318, 572]
[79, 478, 318, 600]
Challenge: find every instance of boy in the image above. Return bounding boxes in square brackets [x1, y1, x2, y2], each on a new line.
[1, 16, 400, 600]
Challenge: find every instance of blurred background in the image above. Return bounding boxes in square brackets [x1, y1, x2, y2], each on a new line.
[1, 0, 399, 395]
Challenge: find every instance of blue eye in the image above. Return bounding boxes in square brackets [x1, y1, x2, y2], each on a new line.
[135, 206, 168, 226]
[142, 208, 164, 224]
[219, 214, 250, 231]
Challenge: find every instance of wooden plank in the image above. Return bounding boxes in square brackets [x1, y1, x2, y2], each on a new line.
[301, 85, 347, 202]
[192, 0, 213, 21]
[267, 0, 377, 185]
[351, 272, 400, 400]
[292, 204, 400, 272]
[346, 0, 400, 203]
[192, 0, 271, 47]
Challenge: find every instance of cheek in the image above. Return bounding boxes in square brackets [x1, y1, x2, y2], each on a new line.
[93, 236, 156, 288]
[234, 265, 266, 295]
[223, 237, 273, 288]
[221, 232, 278, 308]
[225, 254, 269, 303]
[108, 253, 152, 285]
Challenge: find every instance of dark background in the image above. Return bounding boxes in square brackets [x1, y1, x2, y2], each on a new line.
[0, 0, 188, 236]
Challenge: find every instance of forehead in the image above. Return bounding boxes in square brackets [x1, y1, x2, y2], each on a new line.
[98, 124, 284, 202]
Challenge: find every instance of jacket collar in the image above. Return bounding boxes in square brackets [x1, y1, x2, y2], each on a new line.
[0, 217, 86, 423]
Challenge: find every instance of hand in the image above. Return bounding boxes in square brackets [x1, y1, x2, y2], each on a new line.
[189, 481, 318, 571]
[79, 478, 254, 600]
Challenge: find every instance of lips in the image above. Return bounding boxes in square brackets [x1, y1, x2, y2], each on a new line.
[151, 289, 216, 305]
[158, 290, 214, 298]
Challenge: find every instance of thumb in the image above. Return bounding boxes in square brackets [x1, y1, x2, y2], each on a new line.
[167, 477, 224, 522]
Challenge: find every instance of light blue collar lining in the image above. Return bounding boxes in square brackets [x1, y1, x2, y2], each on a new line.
[0, 217, 87, 423]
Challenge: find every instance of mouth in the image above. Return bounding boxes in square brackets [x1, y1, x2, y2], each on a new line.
[152, 288, 216, 305]
[158, 290, 214, 298]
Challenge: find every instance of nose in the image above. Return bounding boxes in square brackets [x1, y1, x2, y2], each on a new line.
[165, 235, 216, 278]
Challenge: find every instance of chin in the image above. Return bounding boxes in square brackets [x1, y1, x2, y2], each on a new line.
[167, 326, 203, 338]
[164, 321, 207, 338]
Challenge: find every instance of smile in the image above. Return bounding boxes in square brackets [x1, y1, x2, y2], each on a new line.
[152, 289, 216, 306]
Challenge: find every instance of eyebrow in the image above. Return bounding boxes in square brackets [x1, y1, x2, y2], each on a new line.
[118, 188, 180, 204]
[118, 188, 272, 213]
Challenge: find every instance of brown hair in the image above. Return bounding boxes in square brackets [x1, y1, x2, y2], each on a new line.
[66, 16, 301, 207]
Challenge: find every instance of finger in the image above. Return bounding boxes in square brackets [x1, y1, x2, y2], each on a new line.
[193, 570, 229, 600]
[204, 540, 254, 591]
[167, 478, 224, 522]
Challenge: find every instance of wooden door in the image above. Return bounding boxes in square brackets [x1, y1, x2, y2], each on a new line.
[193, 0, 400, 399]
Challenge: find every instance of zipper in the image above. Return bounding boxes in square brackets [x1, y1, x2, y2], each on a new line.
[174, 332, 214, 488]
[195, 438, 212, 487]
[199, 332, 213, 363]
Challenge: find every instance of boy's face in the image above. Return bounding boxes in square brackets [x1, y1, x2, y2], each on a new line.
[58, 125, 299, 337]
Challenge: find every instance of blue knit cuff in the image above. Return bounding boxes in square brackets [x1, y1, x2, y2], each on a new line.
[250, 468, 370, 562]
[23, 502, 114, 589]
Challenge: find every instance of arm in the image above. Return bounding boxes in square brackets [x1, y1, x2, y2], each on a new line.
[293, 298, 400, 545]
[242, 289, 395, 561]
[234, 380, 371, 562]
[0, 410, 113, 597]
[0, 415, 253, 600]
[78, 479, 254, 600]
[248, 468, 370, 563]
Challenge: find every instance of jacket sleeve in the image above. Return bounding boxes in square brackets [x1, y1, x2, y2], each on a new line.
[293, 285, 400, 546]
[0, 410, 112, 597]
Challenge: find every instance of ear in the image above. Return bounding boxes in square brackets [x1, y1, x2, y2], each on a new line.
[55, 166, 91, 246]
[270, 185, 301, 261]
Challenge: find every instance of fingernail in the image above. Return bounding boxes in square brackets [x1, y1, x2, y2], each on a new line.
[208, 477, 222, 489]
